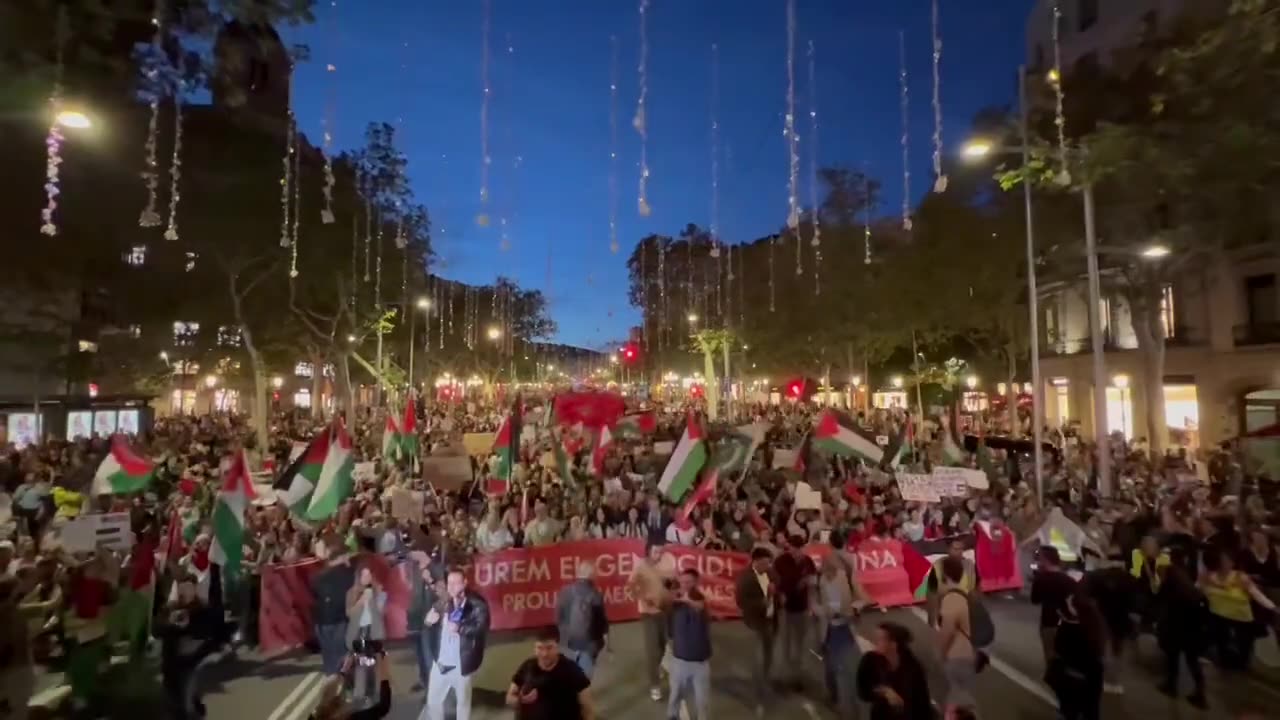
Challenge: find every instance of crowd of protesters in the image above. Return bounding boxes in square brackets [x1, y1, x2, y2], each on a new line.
[0, 393, 1277, 719]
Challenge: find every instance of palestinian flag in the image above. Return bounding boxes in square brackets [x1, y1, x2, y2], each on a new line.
[551, 427, 576, 486]
[211, 449, 256, 582]
[812, 409, 883, 465]
[884, 418, 913, 469]
[488, 395, 523, 494]
[381, 414, 401, 461]
[614, 410, 657, 439]
[305, 419, 355, 521]
[940, 415, 967, 466]
[273, 430, 329, 518]
[903, 542, 936, 600]
[400, 393, 419, 464]
[657, 412, 707, 503]
[591, 425, 614, 476]
[675, 430, 756, 527]
[792, 432, 812, 475]
[92, 434, 156, 495]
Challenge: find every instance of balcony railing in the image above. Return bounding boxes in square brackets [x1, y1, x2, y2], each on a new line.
[1233, 322, 1280, 347]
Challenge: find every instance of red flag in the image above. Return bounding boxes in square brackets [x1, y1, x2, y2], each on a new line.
[549, 391, 626, 429]
[591, 425, 614, 476]
[675, 468, 718, 530]
[975, 521, 1020, 589]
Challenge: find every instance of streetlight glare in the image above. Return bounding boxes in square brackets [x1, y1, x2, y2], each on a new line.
[55, 109, 92, 129]
[1113, 374, 1130, 389]
[961, 139, 994, 159]
[1046, 68, 1061, 84]
[1141, 244, 1171, 259]
[687, 313, 699, 323]
[415, 297, 431, 309]
[487, 327, 502, 340]
[346, 334, 357, 343]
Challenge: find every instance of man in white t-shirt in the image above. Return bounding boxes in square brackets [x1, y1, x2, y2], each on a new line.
[937, 556, 977, 713]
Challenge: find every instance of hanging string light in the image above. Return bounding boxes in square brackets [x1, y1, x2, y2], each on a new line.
[362, 176, 372, 282]
[930, 0, 947, 193]
[634, 0, 652, 217]
[162, 67, 186, 242]
[1051, 0, 1069, 183]
[288, 118, 301, 276]
[279, 69, 295, 249]
[137, 1, 165, 229]
[436, 278, 444, 349]
[709, 43, 722, 321]
[375, 215, 383, 323]
[864, 173, 873, 265]
[477, 0, 492, 227]
[321, 0, 338, 224]
[447, 282, 455, 339]
[807, 39, 822, 295]
[39, 9, 72, 237]
[737, 242, 746, 330]
[785, 0, 801, 277]
[657, 237, 666, 351]
[350, 213, 358, 309]
[899, 31, 913, 232]
[609, 35, 620, 253]
[640, 238, 648, 345]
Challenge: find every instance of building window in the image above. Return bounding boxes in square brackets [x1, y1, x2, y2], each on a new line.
[173, 321, 199, 346]
[1160, 284, 1176, 338]
[293, 389, 313, 408]
[185, 251, 198, 272]
[172, 360, 199, 376]
[1246, 273, 1278, 326]
[295, 361, 314, 378]
[1077, 0, 1098, 32]
[1098, 297, 1113, 343]
[322, 363, 336, 378]
[217, 325, 242, 347]
[125, 245, 147, 267]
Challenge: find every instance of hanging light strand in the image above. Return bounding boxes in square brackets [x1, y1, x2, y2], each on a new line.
[785, 0, 801, 278]
[477, 0, 492, 227]
[362, 173, 372, 281]
[930, 0, 947, 193]
[162, 68, 185, 242]
[320, 0, 338, 224]
[289, 124, 301, 277]
[807, 39, 822, 296]
[609, 35, 620, 253]
[1051, 0, 1069, 176]
[279, 68, 295, 249]
[864, 172, 873, 265]
[634, 0, 652, 217]
[138, 1, 165, 229]
[899, 31, 913, 232]
[709, 42, 722, 320]
[350, 213, 358, 309]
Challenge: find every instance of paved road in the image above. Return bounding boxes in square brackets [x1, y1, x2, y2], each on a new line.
[200, 597, 1280, 720]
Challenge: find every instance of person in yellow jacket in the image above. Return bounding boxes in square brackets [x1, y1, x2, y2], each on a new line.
[1130, 536, 1168, 632]
[1200, 549, 1275, 670]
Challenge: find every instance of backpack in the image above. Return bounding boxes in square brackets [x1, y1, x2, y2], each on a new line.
[945, 589, 995, 648]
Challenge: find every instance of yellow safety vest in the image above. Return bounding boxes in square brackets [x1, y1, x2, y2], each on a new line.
[1130, 549, 1168, 593]
[1203, 571, 1253, 623]
[933, 558, 974, 592]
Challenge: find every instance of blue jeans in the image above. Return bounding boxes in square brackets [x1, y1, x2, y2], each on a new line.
[565, 648, 596, 679]
[824, 624, 861, 719]
[667, 658, 711, 720]
[315, 623, 346, 675]
[410, 631, 431, 688]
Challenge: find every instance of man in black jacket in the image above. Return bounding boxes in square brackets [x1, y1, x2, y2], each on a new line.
[736, 547, 779, 716]
[422, 568, 491, 720]
[311, 553, 356, 677]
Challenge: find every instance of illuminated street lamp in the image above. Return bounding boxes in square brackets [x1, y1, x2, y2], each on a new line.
[55, 109, 92, 130]
[346, 334, 357, 343]
[204, 374, 218, 389]
[961, 139, 994, 159]
[1141, 244, 1170, 259]
[687, 313, 699, 324]
[487, 327, 502, 341]
[891, 375, 904, 389]
[966, 375, 979, 390]
[415, 296, 432, 310]
[271, 376, 284, 389]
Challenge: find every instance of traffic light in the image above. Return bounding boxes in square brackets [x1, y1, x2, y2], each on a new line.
[789, 381, 803, 398]
[620, 342, 639, 363]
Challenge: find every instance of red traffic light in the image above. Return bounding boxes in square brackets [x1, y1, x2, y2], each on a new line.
[789, 382, 802, 397]
[620, 342, 639, 363]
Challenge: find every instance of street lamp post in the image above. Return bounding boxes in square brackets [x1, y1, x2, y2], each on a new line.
[1084, 181, 1112, 495]
[1018, 65, 1046, 505]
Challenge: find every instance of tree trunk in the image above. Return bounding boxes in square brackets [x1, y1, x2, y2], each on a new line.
[338, 353, 356, 418]
[227, 271, 269, 448]
[1005, 343, 1019, 434]
[310, 349, 325, 420]
[1130, 288, 1168, 457]
[703, 344, 719, 421]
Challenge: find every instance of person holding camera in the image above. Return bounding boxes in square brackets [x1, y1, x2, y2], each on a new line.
[345, 564, 387, 704]
[420, 568, 490, 720]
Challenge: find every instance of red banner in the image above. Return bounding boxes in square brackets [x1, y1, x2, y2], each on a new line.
[974, 524, 1023, 592]
[259, 536, 1016, 647]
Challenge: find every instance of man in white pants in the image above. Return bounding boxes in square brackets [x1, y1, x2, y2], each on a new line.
[419, 569, 491, 720]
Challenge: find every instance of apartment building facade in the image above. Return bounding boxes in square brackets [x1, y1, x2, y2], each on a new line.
[1025, 0, 1279, 448]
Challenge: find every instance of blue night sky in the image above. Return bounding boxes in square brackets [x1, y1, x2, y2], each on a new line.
[287, 0, 1033, 348]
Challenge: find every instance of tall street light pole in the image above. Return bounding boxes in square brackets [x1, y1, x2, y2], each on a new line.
[1082, 179, 1111, 495]
[1018, 66, 1045, 506]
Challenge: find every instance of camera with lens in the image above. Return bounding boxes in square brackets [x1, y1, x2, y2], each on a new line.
[349, 635, 384, 668]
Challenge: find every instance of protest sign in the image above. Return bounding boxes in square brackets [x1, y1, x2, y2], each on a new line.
[898, 473, 942, 502]
[771, 448, 798, 469]
[462, 432, 496, 457]
[353, 462, 377, 483]
[652, 441, 675, 456]
[61, 512, 133, 552]
[794, 481, 823, 510]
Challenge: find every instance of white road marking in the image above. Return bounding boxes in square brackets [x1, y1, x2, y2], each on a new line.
[906, 606, 1059, 708]
[267, 671, 320, 720]
[285, 671, 332, 720]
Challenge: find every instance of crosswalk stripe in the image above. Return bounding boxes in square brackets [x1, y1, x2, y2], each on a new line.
[267, 671, 320, 720]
